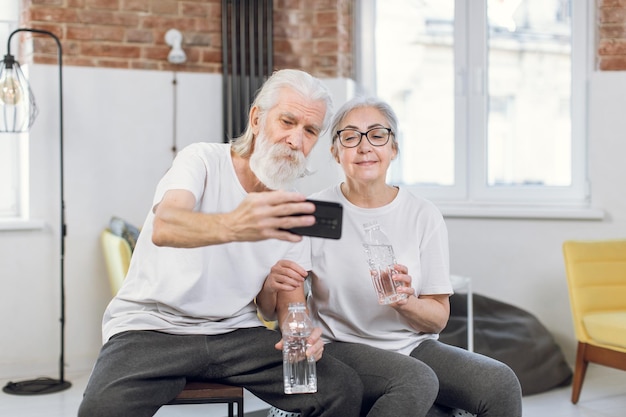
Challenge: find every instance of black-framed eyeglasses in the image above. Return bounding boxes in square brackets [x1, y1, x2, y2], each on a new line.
[336, 127, 393, 148]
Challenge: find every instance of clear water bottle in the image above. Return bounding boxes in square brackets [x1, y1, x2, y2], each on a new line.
[363, 220, 407, 305]
[282, 302, 317, 394]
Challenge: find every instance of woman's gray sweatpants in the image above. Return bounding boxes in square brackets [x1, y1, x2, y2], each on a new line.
[325, 339, 522, 417]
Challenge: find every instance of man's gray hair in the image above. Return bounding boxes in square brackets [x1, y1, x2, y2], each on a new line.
[230, 69, 333, 157]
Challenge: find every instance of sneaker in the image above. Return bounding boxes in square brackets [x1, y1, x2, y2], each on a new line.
[267, 406, 301, 417]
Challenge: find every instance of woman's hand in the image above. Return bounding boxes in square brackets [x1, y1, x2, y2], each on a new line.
[391, 264, 415, 306]
[274, 326, 325, 361]
[388, 263, 451, 333]
[264, 260, 308, 294]
[306, 327, 325, 361]
[256, 260, 307, 321]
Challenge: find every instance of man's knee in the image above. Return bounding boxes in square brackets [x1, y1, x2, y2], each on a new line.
[78, 390, 153, 417]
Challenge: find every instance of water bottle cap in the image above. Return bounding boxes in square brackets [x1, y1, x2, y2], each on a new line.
[363, 220, 380, 230]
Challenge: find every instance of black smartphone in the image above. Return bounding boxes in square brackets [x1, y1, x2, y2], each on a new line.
[287, 199, 343, 239]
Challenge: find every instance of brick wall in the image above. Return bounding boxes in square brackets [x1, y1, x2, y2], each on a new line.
[22, 1, 617, 74]
[597, 0, 626, 70]
[273, 0, 352, 78]
[20, 0, 353, 78]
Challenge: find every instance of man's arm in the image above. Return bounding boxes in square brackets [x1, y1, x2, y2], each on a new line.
[151, 189, 318, 247]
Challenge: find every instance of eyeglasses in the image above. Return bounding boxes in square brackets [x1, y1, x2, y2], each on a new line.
[336, 127, 393, 148]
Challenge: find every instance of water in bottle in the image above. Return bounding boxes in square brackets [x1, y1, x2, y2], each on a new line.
[282, 302, 317, 394]
[363, 220, 407, 305]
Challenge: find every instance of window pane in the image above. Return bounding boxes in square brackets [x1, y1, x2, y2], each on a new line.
[0, 134, 19, 216]
[487, 0, 571, 187]
[0, 6, 20, 217]
[376, 0, 455, 186]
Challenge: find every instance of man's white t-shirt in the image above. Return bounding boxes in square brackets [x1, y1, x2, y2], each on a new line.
[307, 184, 452, 355]
[102, 143, 311, 342]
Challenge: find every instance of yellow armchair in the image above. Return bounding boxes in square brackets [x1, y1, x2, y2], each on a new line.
[562, 239, 626, 404]
[100, 228, 132, 296]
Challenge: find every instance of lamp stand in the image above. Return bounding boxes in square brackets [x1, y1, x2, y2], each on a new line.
[1, 28, 71, 395]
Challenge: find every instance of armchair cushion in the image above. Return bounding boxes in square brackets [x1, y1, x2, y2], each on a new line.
[583, 311, 626, 348]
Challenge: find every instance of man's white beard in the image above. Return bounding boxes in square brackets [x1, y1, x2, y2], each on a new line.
[249, 130, 308, 190]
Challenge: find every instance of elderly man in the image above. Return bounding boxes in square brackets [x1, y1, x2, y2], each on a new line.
[78, 69, 362, 417]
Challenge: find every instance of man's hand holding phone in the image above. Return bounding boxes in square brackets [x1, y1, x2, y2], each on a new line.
[286, 199, 343, 240]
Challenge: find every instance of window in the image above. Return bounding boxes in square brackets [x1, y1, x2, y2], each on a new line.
[0, 4, 22, 219]
[358, 0, 592, 215]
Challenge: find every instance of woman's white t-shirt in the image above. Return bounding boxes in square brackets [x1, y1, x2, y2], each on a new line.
[307, 184, 452, 355]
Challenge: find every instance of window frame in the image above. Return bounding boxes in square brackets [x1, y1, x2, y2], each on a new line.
[356, 0, 600, 219]
[0, 16, 26, 222]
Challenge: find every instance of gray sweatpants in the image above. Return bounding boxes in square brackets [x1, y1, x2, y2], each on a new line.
[325, 339, 522, 417]
[77, 328, 362, 417]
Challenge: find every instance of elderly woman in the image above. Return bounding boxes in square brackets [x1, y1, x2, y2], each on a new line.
[260, 96, 522, 417]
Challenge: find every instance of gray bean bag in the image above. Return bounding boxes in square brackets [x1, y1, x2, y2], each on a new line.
[439, 293, 573, 396]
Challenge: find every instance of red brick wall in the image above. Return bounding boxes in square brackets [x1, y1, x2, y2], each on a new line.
[22, 1, 619, 74]
[21, 0, 353, 78]
[598, 0, 626, 70]
[273, 0, 352, 78]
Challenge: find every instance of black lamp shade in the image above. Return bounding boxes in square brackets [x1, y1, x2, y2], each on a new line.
[0, 53, 38, 133]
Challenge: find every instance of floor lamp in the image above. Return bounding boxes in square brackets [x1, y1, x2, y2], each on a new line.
[0, 28, 71, 395]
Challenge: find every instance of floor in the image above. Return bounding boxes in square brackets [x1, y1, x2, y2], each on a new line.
[1, 365, 625, 417]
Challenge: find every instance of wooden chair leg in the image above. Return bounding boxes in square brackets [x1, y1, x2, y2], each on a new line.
[571, 342, 589, 404]
[168, 381, 244, 416]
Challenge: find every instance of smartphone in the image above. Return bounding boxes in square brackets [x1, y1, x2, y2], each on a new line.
[286, 199, 343, 239]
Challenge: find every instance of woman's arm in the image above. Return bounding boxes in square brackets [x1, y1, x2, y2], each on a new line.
[256, 260, 308, 322]
[275, 274, 323, 361]
[389, 264, 451, 334]
[259, 267, 324, 362]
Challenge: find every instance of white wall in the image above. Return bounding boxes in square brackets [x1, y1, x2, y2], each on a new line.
[0, 65, 625, 379]
[0, 66, 222, 377]
[445, 71, 626, 364]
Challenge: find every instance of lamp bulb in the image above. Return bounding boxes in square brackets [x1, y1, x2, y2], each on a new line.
[0, 75, 22, 105]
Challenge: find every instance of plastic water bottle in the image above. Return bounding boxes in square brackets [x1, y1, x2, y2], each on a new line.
[282, 302, 317, 394]
[363, 220, 407, 305]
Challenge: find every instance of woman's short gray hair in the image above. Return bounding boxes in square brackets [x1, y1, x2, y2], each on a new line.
[329, 96, 399, 158]
[231, 69, 333, 157]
